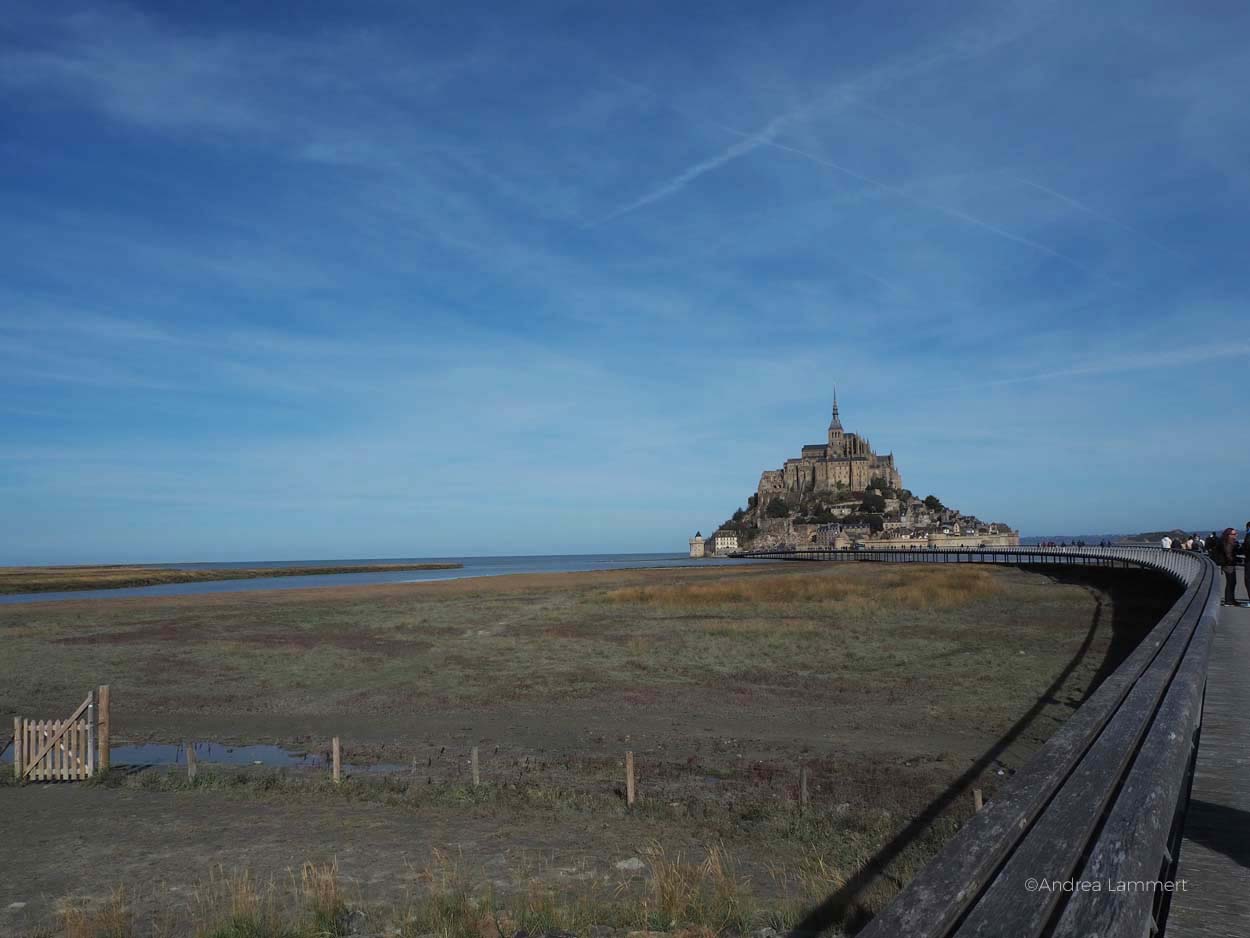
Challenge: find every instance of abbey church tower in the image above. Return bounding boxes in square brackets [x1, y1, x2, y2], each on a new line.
[827, 389, 847, 455]
[757, 391, 902, 506]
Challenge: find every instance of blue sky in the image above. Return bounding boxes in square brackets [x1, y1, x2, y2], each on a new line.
[2, 1, 1248, 563]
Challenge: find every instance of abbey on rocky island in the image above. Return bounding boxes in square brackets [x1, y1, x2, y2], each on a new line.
[690, 391, 1018, 556]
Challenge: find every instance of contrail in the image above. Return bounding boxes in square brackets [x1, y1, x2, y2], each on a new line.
[596, 113, 792, 224]
[769, 96, 1173, 267]
[594, 4, 1112, 278]
[593, 41, 1007, 226]
[594, 5, 1048, 225]
[1014, 176, 1183, 259]
[708, 121, 1101, 274]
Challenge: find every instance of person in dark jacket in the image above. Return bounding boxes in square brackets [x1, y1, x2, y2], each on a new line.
[1216, 527, 1239, 605]
[1208, 532, 1222, 563]
[1243, 522, 1250, 602]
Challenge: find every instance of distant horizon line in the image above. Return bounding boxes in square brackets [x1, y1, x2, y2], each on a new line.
[0, 550, 696, 569]
[4, 529, 1235, 568]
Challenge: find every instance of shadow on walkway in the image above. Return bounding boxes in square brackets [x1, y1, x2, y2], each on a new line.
[1181, 799, 1250, 870]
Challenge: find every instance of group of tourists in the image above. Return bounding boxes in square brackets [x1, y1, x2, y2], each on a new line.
[1165, 526, 1250, 606]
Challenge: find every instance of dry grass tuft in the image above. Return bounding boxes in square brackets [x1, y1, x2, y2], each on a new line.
[190, 867, 285, 937]
[405, 849, 486, 938]
[298, 861, 346, 935]
[28, 835, 967, 938]
[639, 843, 755, 933]
[57, 888, 132, 938]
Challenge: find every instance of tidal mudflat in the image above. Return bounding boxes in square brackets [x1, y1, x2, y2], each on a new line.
[0, 562, 1176, 936]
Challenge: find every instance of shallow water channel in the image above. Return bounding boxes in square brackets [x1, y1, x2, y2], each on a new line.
[0, 739, 407, 774]
[0, 553, 760, 605]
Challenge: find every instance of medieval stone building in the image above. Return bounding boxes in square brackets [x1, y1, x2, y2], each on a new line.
[756, 392, 902, 506]
[686, 391, 1018, 554]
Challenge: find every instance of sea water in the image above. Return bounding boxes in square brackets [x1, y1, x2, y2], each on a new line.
[0, 553, 763, 605]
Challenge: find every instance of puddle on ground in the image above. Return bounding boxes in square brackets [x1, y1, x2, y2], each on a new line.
[0, 739, 407, 774]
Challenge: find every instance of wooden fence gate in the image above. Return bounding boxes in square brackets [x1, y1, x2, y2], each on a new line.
[13, 685, 110, 783]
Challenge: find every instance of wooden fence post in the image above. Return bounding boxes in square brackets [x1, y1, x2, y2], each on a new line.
[471, 746, 480, 787]
[13, 717, 22, 783]
[800, 765, 810, 807]
[186, 742, 197, 781]
[625, 751, 636, 808]
[332, 736, 341, 784]
[87, 692, 95, 777]
[97, 685, 110, 772]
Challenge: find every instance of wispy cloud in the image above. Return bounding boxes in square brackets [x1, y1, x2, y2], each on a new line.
[0, 8, 270, 132]
[960, 341, 1250, 389]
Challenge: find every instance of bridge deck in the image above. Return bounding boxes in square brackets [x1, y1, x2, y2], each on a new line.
[1168, 598, 1250, 937]
[743, 546, 1234, 937]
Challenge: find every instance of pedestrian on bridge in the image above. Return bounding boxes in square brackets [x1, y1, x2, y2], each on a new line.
[1216, 527, 1239, 606]
[1243, 522, 1250, 602]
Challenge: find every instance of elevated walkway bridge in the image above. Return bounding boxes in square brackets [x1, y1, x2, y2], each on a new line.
[727, 545, 1245, 938]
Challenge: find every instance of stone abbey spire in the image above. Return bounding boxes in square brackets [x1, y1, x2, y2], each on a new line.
[829, 387, 843, 432]
[828, 388, 846, 452]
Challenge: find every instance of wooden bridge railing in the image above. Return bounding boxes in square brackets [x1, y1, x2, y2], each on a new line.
[732, 545, 1220, 938]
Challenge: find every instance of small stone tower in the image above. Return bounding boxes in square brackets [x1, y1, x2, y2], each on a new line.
[689, 531, 705, 558]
